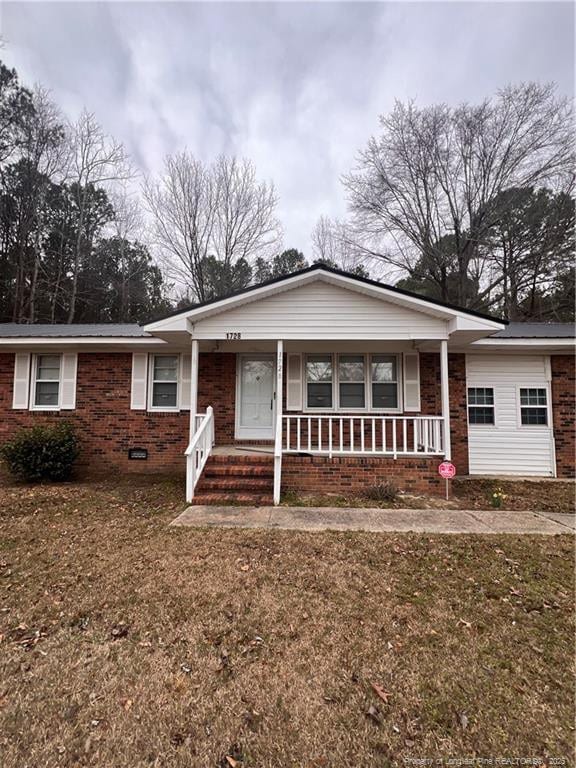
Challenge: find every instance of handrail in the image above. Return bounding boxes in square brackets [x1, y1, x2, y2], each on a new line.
[185, 406, 214, 503]
[282, 414, 444, 458]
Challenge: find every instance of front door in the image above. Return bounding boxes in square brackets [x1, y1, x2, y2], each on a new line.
[236, 355, 275, 440]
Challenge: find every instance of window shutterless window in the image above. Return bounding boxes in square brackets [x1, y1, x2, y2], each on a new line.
[467, 387, 495, 425]
[34, 354, 61, 408]
[519, 387, 548, 425]
[306, 355, 333, 409]
[338, 355, 365, 408]
[151, 355, 179, 409]
[371, 355, 398, 409]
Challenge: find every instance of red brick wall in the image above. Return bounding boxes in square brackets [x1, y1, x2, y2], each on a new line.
[282, 455, 443, 495]
[448, 354, 469, 475]
[551, 355, 575, 479]
[0, 352, 190, 475]
[0, 349, 470, 484]
[198, 353, 236, 443]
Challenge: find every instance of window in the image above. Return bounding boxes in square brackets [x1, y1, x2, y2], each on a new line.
[520, 388, 548, 426]
[306, 355, 333, 409]
[371, 355, 398, 409]
[33, 354, 61, 408]
[467, 387, 495, 425]
[151, 355, 179, 409]
[338, 355, 365, 408]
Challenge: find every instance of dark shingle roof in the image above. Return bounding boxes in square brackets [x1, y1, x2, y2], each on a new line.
[0, 323, 148, 338]
[492, 322, 575, 339]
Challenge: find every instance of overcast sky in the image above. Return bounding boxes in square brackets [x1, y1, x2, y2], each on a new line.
[1, 1, 574, 254]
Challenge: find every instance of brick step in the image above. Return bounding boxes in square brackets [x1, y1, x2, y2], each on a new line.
[208, 454, 274, 465]
[191, 492, 273, 506]
[204, 464, 274, 478]
[198, 477, 273, 492]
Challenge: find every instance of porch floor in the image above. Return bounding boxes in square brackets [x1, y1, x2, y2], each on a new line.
[212, 444, 274, 456]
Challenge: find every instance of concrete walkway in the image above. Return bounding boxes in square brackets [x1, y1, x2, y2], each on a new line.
[171, 505, 575, 535]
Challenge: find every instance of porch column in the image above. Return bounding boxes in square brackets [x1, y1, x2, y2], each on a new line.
[440, 339, 452, 461]
[273, 339, 283, 505]
[189, 338, 199, 437]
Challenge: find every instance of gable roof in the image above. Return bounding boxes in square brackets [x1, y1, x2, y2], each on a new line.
[144, 263, 507, 330]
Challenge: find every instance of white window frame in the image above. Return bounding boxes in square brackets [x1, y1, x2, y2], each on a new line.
[148, 353, 181, 412]
[517, 385, 551, 429]
[304, 353, 402, 414]
[30, 353, 62, 411]
[467, 386, 496, 427]
[305, 353, 335, 411]
[369, 354, 401, 413]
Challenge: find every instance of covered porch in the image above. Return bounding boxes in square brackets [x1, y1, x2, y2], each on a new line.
[184, 338, 453, 504]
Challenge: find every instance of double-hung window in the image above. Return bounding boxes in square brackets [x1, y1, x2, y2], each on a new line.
[519, 388, 548, 425]
[371, 355, 398, 409]
[467, 387, 495, 425]
[306, 355, 333, 409]
[150, 355, 179, 409]
[338, 355, 365, 408]
[33, 354, 61, 408]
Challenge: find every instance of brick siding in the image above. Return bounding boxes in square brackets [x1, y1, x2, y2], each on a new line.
[551, 355, 575, 479]
[282, 455, 443, 495]
[0, 349, 468, 488]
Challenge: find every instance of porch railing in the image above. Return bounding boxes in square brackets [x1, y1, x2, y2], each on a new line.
[282, 414, 444, 457]
[185, 406, 215, 502]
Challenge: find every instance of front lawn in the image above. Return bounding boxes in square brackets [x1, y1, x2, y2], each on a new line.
[0, 477, 574, 766]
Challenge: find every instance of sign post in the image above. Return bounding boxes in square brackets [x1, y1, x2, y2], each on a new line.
[438, 461, 456, 501]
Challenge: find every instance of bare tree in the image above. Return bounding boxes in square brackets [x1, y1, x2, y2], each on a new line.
[311, 215, 379, 277]
[65, 110, 134, 321]
[343, 83, 574, 308]
[143, 152, 281, 301]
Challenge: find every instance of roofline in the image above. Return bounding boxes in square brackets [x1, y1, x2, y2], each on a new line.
[144, 264, 508, 326]
[474, 337, 575, 347]
[0, 337, 165, 346]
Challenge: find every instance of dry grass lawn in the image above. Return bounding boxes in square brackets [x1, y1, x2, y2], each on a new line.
[0, 476, 574, 767]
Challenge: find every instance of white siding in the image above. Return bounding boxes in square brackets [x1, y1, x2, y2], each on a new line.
[192, 281, 447, 340]
[466, 355, 555, 476]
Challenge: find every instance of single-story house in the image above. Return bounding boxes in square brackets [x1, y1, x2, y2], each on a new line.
[0, 265, 574, 504]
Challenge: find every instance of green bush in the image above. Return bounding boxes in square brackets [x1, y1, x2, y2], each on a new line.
[0, 422, 79, 482]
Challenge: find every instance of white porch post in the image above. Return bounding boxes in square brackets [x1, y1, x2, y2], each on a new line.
[189, 338, 199, 436]
[273, 339, 283, 505]
[440, 339, 452, 461]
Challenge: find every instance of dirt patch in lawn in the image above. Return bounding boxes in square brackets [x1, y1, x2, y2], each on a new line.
[0, 477, 574, 767]
[282, 477, 575, 513]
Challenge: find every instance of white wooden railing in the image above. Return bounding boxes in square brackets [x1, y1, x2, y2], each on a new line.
[282, 415, 444, 458]
[185, 406, 215, 502]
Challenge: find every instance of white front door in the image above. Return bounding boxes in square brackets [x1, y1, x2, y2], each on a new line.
[236, 355, 275, 439]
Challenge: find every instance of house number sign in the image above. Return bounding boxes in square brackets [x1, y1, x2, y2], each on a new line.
[226, 332, 242, 339]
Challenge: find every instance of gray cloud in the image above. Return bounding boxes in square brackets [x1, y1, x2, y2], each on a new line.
[1, 1, 573, 254]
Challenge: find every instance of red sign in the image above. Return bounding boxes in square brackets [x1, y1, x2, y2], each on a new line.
[438, 461, 456, 479]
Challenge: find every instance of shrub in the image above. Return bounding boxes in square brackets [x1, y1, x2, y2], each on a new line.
[0, 422, 79, 482]
[363, 480, 399, 503]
